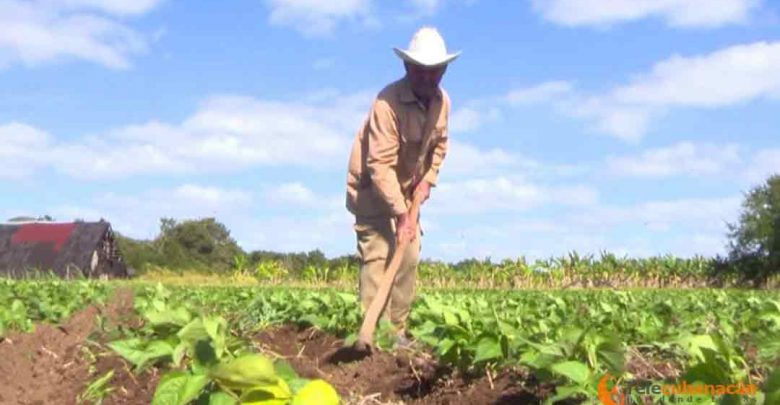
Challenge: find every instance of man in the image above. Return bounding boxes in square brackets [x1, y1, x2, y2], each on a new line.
[345, 26, 460, 344]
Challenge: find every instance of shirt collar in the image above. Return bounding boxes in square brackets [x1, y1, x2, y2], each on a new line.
[399, 76, 442, 106]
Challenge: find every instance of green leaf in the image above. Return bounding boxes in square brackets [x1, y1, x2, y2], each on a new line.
[764, 368, 780, 404]
[718, 394, 741, 405]
[683, 361, 730, 385]
[178, 319, 210, 345]
[108, 339, 173, 370]
[180, 374, 210, 404]
[596, 338, 626, 376]
[240, 380, 291, 404]
[436, 338, 455, 357]
[240, 390, 286, 405]
[193, 340, 218, 367]
[208, 354, 277, 390]
[551, 361, 591, 385]
[473, 334, 503, 364]
[146, 340, 176, 362]
[151, 371, 210, 405]
[203, 316, 227, 359]
[107, 338, 147, 368]
[442, 310, 458, 326]
[291, 379, 340, 405]
[173, 342, 187, 367]
[207, 392, 236, 405]
[78, 370, 115, 402]
[146, 306, 192, 327]
[273, 360, 299, 381]
[677, 335, 719, 362]
[543, 384, 589, 405]
[273, 360, 310, 394]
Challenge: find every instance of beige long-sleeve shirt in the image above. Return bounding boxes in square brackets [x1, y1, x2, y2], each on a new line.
[346, 77, 450, 218]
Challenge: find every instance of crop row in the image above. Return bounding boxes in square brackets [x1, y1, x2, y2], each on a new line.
[221, 252, 780, 289]
[0, 279, 110, 336]
[1, 280, 779, 403]
[131, 284, 780, 404]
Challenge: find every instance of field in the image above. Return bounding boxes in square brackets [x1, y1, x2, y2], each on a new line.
[1, 277, 779, 405]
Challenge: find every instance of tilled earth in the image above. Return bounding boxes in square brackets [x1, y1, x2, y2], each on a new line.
[0, 290, 571, 405]
[254, 325, 549, 404]
[0, 289, 158, 405]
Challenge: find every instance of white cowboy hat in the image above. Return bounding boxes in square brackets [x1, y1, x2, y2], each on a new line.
[393, 26, 461, 67]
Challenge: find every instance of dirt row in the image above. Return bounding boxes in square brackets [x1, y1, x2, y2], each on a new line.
[0, 290, 570, 405]
[0, 289, 157, 405]
[254, 325, 547, 404]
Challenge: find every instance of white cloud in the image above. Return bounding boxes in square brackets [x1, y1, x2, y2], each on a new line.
[0, 0, 161, 69]
[506, 81, 574, 105]
[443, 141, 529, 176]
[743, 148, 780, 183]
[425, 194, 741, 261]
[407, 0, 440, 15]
[171, 184, 252, 206]
[611, 41, 780, 107]
[502, 41, 780, 141]
[53, 0, 164, 16]
[569, 196, 742, 231]
[449, 107, 480, 133]
[449, 81, 571, 134]
[568, 99, 655, 142]
[47, 182, 354, 255]
[50, 184, 253, 240]
[400, 0, 479, 19]
[429, 176, 598, 214]
[264, 0, 373, 37]
[587, 41, 780, 140]
[0, 91, 372, 180]
[532, 0, 762, 28]
[606, 141, 742, 177]
[449, 103, 502, 133]
[0, 122, 52, 179]
[96, 185, 252, 216]
[313, 57, 336, 70]
[236, 210, 353, 254]
[436, 140, 590, 183]
[267, 182, 318, 206]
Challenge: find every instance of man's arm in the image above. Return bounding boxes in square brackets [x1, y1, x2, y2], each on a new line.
[422, 125, 448, 187]
[366, 98, 408, 216]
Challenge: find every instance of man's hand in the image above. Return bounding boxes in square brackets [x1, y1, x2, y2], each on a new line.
[395, 212, 416, 243]
[414, 180, 432, 204]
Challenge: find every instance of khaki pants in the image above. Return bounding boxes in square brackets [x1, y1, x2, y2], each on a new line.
[354, 215, 421, 331]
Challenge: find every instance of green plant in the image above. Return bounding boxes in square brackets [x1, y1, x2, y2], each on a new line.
[78, 370, 115, 404]
[108, 284, 341, 405]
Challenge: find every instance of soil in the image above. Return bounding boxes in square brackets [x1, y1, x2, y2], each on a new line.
[254, 325, 552, 404]
[0, 302, 100, 405]
[0, 290, 590, 405]
[0, 288, 158, 405]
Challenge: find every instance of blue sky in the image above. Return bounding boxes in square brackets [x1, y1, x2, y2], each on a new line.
[1, 0, 779, 262]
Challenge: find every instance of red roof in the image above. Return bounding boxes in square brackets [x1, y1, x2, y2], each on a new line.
[10, 223, 77, 252]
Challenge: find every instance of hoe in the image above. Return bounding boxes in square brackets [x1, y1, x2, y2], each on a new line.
[353, 191, 425, 353]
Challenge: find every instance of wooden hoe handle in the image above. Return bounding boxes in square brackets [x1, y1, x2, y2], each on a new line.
[356, 192, 425, 347]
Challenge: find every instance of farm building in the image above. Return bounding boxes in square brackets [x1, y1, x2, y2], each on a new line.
[0, 220, 128, 279]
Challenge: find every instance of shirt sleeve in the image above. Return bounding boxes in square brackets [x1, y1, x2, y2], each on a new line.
[422, 124, 448, 186]
[366, 98, 408, 216]
[422, 97, 450, 186]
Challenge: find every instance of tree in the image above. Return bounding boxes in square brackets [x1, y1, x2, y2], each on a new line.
[155, 217, 243, 272]
[726, 174, 780, 286]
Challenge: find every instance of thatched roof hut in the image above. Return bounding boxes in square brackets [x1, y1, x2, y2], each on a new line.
[0, 220, 128, 279]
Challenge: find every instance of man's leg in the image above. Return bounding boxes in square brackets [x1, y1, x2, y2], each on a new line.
[354, 215, 395, 322]
[389, 223, 421, 333]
